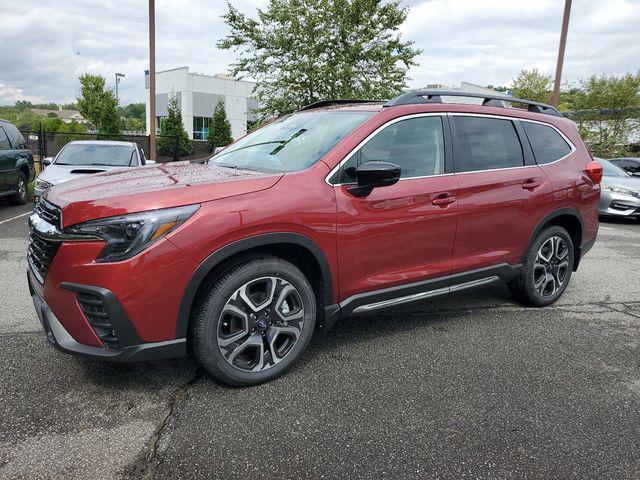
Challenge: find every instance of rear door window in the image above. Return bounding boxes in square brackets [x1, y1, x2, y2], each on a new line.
[453, 116, 523, 172]
[522, 121, 572, 164]
[0, 127, 10, 150]
[3, 123, 26, 149]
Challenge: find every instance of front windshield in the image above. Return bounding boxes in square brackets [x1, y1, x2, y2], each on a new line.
[209, 110, 374, 173]
[55, 144, 137, 167]
[600, 159, 629, 177]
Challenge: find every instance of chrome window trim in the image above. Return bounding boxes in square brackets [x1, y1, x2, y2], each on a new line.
[324, 112, 446, 186]
[325, 111, 578, 187]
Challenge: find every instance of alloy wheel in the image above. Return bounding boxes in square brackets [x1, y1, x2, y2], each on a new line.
[217, 276, 305, 372]
[18, 177, 26, 199]
[533, 236, 570, 297]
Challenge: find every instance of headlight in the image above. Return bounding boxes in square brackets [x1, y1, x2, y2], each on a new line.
[35, 178, 52, 190]
[601, 184, 636, 196]
[65, 204, 199, 262]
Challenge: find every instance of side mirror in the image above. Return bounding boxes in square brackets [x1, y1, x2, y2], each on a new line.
[146, 159, 156, 165]
[42, 157, 53, 167]
[347, 161, 401, 197]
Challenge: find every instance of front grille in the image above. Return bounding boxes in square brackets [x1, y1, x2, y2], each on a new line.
[34, 198, 62, 228]
[27, 232, 61, 282]
[77, 293, 119, 348]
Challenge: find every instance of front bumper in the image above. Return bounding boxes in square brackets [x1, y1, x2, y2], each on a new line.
[599, 189, 640, 217]
[28, 269, 186, 362]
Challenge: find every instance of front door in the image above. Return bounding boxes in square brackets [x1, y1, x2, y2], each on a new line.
[333, 114, 459, 302]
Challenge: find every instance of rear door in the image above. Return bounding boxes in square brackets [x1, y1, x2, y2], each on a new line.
[334, 114, 459, 300]
[0, 126, 13, 191]
[449, 114, 552, 275]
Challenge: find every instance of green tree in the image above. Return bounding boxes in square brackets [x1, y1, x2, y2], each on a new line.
[120, 102, 146, 121]
[157, 93, 192, 159]
[218, 0, 421, 118]
[510, 68, 552, 103]
[207, 100, 233, 150]
[567, 71, 640, 157]
[76, 74, 121, 135]
[57, 119, 88, 146]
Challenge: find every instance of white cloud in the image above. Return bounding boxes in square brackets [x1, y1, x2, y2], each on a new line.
[0, 0, 638, 106]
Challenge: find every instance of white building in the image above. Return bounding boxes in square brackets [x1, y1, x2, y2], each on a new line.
[145, 67, 258, 141]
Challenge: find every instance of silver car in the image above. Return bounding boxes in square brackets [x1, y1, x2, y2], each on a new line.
[598, 158, 640, 219]
[34, 140, 154, 200]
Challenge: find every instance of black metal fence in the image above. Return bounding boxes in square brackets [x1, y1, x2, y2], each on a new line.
[20, 128, 212, 169]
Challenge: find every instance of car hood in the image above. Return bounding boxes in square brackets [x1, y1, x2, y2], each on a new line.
[602, 175, 640, 192]
[38, 164, 125, 185]
[45, 161, 282, 227]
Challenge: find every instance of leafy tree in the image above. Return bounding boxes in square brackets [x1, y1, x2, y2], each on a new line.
[120, 102, 146, 121]
[57, 120, 88, 146]
[157, 93, 192, 158]
[510, 68, 552, 103]
[566, 71, 640, 157]
[218, 0, 421, 118]
[76, 74, 121, 135]
[207, 100, 233, 150]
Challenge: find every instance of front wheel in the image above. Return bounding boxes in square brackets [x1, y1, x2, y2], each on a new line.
[191, 257, 316, 386]
[509, 226, 574, 307]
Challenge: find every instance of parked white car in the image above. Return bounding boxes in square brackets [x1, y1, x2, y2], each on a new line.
[34, 140, 154, 201]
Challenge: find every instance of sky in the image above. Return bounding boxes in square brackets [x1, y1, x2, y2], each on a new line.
[0, 0, 638, 107]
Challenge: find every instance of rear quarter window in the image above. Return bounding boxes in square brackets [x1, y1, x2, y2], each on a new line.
[522, 122, 572, 164]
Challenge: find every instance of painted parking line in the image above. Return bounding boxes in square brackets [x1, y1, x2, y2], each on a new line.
[0, 211, 31, 226]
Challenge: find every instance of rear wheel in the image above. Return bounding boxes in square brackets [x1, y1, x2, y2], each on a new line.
[191, 257, 316, 386]
[7, 171, 28, 205]
[509, 226, 574, 307]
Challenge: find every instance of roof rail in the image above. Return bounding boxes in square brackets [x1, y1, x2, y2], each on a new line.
[298, 99, 384, 112]
[384, 90, 563, 117]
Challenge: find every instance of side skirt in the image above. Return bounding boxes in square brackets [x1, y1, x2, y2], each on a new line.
[322, 263, 522, 329]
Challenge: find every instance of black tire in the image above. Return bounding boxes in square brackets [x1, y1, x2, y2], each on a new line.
[191, 256, 316, 386]
[7, 171, 28, 205]
[509, 225, 574, 307]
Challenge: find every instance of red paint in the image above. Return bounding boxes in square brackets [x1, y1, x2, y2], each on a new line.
[41, 101, 599, 348]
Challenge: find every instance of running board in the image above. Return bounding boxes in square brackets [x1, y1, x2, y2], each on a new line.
[352, 276, 500, 314]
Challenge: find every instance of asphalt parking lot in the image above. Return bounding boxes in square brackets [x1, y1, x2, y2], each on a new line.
[1, 200, 639, 480]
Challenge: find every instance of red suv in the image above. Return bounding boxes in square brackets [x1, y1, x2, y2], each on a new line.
[27, 91, 602, 386]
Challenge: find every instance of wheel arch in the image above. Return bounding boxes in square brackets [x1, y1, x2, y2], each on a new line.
[175, 233, 334, 338]
[527, 208, 584, 271]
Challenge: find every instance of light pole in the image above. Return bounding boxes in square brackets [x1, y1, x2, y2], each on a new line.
[149, 0, 157, 160]
[551, 0, 572, 106]
[115, 72, 125, 102]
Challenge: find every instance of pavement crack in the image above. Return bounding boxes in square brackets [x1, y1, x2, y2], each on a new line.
[127, 368, 204, 480]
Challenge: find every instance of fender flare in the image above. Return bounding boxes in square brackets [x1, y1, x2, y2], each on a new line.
[525, 207, 584, 267]
[175, 232, 334, 338]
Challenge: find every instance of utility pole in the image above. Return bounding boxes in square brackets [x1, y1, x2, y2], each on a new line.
[115, 73, 125, 102]
[551, 0, 572, 106]
[149, 0, 157, 160]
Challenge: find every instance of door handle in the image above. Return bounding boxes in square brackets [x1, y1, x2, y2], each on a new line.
[432, 194, 456, 207]
[522, 180, 541, 190]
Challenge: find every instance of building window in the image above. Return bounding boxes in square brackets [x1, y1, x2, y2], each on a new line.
[156, 116, 165, 135]
[193, 117, 211, 140]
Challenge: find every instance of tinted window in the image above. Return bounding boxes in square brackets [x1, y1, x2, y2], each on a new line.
[0, 127, 10, 150]
[623, 159, 640, 173]
[523, 121, 572, 164]
[55, 143, 138, 167]
[453, 116, 523, 172]
[600, 159, 629, 177]
[210, 111, 373, 173]
[338, 116, 445, 183]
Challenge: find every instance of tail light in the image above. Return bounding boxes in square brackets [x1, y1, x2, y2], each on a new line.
[585, 160, 603, 184]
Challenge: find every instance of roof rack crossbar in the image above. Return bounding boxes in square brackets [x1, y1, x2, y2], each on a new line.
[297, 99, 384, 112]
[384, 90, 563, 117]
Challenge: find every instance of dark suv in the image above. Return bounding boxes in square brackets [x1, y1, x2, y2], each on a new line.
[27, 91, 601, 386]
[0, 119, 34, 205]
